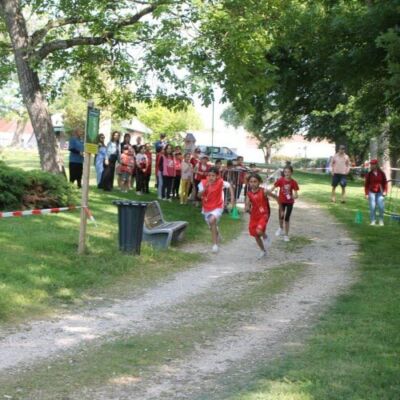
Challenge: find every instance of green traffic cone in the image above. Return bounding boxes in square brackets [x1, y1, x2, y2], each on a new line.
[230, 206, 240, 220]
[355, 210, 363, 224]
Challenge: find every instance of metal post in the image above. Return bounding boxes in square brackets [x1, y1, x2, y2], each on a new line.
[78, 100, 94, 254]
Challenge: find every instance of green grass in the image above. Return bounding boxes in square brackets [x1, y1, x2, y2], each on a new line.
[0, 149, 242, 323]
[223, 172, 400, 400]
[0, 263, 307, 400]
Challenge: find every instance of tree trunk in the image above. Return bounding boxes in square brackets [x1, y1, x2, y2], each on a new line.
[9, 117, 26, 147]
[262, 143, 272, 164]
[0, 0, 62, 173]
[369, 137, 378, 159]
[379, 128, 392, 187]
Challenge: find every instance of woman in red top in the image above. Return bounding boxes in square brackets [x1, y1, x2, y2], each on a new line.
[245, 174, 279, 259]
[158, 144, 176, 201]
[198, 167, 235, 253]
[274, 166, 299, 242]
[364, 159, 388, 226]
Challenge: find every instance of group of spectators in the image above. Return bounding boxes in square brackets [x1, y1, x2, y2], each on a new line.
[68, 130, 256, 210]
[69, 130, 277, 208]
[67, 129, 153, 194]
[155, 136, 256, 208]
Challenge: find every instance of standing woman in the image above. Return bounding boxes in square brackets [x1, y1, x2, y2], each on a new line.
[159, 144, 176, 201]
[68, 129, 84, 188]
[95, 133, 107, 188]
[101, 131, 120, 191]
[365, 159, 388, 226]
[135, 145, 148, 195]
[173, 147, 183, 199]
[144, 143, 152, 194]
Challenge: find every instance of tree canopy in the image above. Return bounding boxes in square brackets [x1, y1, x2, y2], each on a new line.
[0, 0, 212, 171]
[198, 0, 400, 165]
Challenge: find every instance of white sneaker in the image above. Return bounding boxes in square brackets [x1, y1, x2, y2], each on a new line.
[370, 220, 376, 226]
[257, 251, 266, 260]
[379, 219, 384, 226]
[212, 244, 219, 253]
[284, 235, 290, 242]
[275, 228, 283, 237]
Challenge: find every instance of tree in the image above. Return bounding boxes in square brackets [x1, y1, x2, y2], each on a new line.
[221, 104, 280, 164]
[0, 0, 209, 172]
[136, 102, 202, 143]
[198, 0, 400, 174]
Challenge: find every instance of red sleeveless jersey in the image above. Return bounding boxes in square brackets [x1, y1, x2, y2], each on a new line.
[247, 189, 270, 220]
[201, 177, 224, 212]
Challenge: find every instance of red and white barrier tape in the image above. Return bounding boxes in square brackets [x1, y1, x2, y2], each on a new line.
[0, 205, 96, 226]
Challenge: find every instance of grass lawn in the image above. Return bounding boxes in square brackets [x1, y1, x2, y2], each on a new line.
[226, 171, 400, 400]
[0, 149, 242, 323]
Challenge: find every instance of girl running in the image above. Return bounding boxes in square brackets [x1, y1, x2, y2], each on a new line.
[245, 173, 278, 259]
[274, 165, 299, 242]
[198, 167, 235, 253]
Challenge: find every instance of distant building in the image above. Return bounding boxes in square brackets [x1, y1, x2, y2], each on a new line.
[121, 118, 153, 143]
[189, 129, 335, 163]
[0, 114, 68, 149]
[272, 134, 335, 159]
[0, 119, 37, 148]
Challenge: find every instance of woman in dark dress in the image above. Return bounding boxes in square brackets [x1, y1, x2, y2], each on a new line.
[100, 131, 120, 191]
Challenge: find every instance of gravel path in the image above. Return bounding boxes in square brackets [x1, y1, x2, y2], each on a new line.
[0, 200, 357, 399]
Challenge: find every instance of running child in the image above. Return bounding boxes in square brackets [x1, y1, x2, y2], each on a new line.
[274, 165, 299, 242]
[245, 173, 279, 259]
[197, 167, 235, 253]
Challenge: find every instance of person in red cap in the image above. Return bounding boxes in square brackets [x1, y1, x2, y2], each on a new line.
[364, 159, 388, 226]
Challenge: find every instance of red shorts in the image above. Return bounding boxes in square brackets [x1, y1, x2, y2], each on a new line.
[249, 214, 269, 237]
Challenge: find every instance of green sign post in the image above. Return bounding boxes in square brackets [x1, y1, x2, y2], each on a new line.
[85, 107, 100, 154]
[79, 103, 100, 254]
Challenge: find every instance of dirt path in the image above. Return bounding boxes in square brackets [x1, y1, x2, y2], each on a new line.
[0, 200, 357, 399]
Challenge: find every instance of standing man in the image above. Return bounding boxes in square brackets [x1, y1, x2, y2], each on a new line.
[155, 133, 167, 153]
[133, 135, 142, 154]
[68, 129, 84, 188]
[330, 145, 351, 203]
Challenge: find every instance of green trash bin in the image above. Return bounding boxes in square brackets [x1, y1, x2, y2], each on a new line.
[113, 200, 149, 254]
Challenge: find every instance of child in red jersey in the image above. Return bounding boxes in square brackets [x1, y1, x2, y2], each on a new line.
[274, 166, 299, 242]
[245, 173, 278, 259]
[198, 167, 235, 253]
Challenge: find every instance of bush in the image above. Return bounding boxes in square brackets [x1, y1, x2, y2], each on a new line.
[0, 161, 78, 211]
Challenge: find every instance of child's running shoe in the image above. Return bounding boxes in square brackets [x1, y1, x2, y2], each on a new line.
[263, 235, 271, 251]
[283, 235, 290, 242]
[257, 251, 267, 260]
[275, 228, 284, 236]
[212, 244, 219, 253]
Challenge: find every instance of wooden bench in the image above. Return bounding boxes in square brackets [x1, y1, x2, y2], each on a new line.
[142, 201, 188, 248]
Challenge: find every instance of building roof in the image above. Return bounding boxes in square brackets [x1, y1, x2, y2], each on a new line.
[0, 119, 34, 135]
[121, 118, 152, 135]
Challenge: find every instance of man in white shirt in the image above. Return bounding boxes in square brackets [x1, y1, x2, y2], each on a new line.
[330, 145, 351, 203]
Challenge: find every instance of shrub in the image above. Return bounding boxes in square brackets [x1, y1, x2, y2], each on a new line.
[0, 161, 78, 211]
